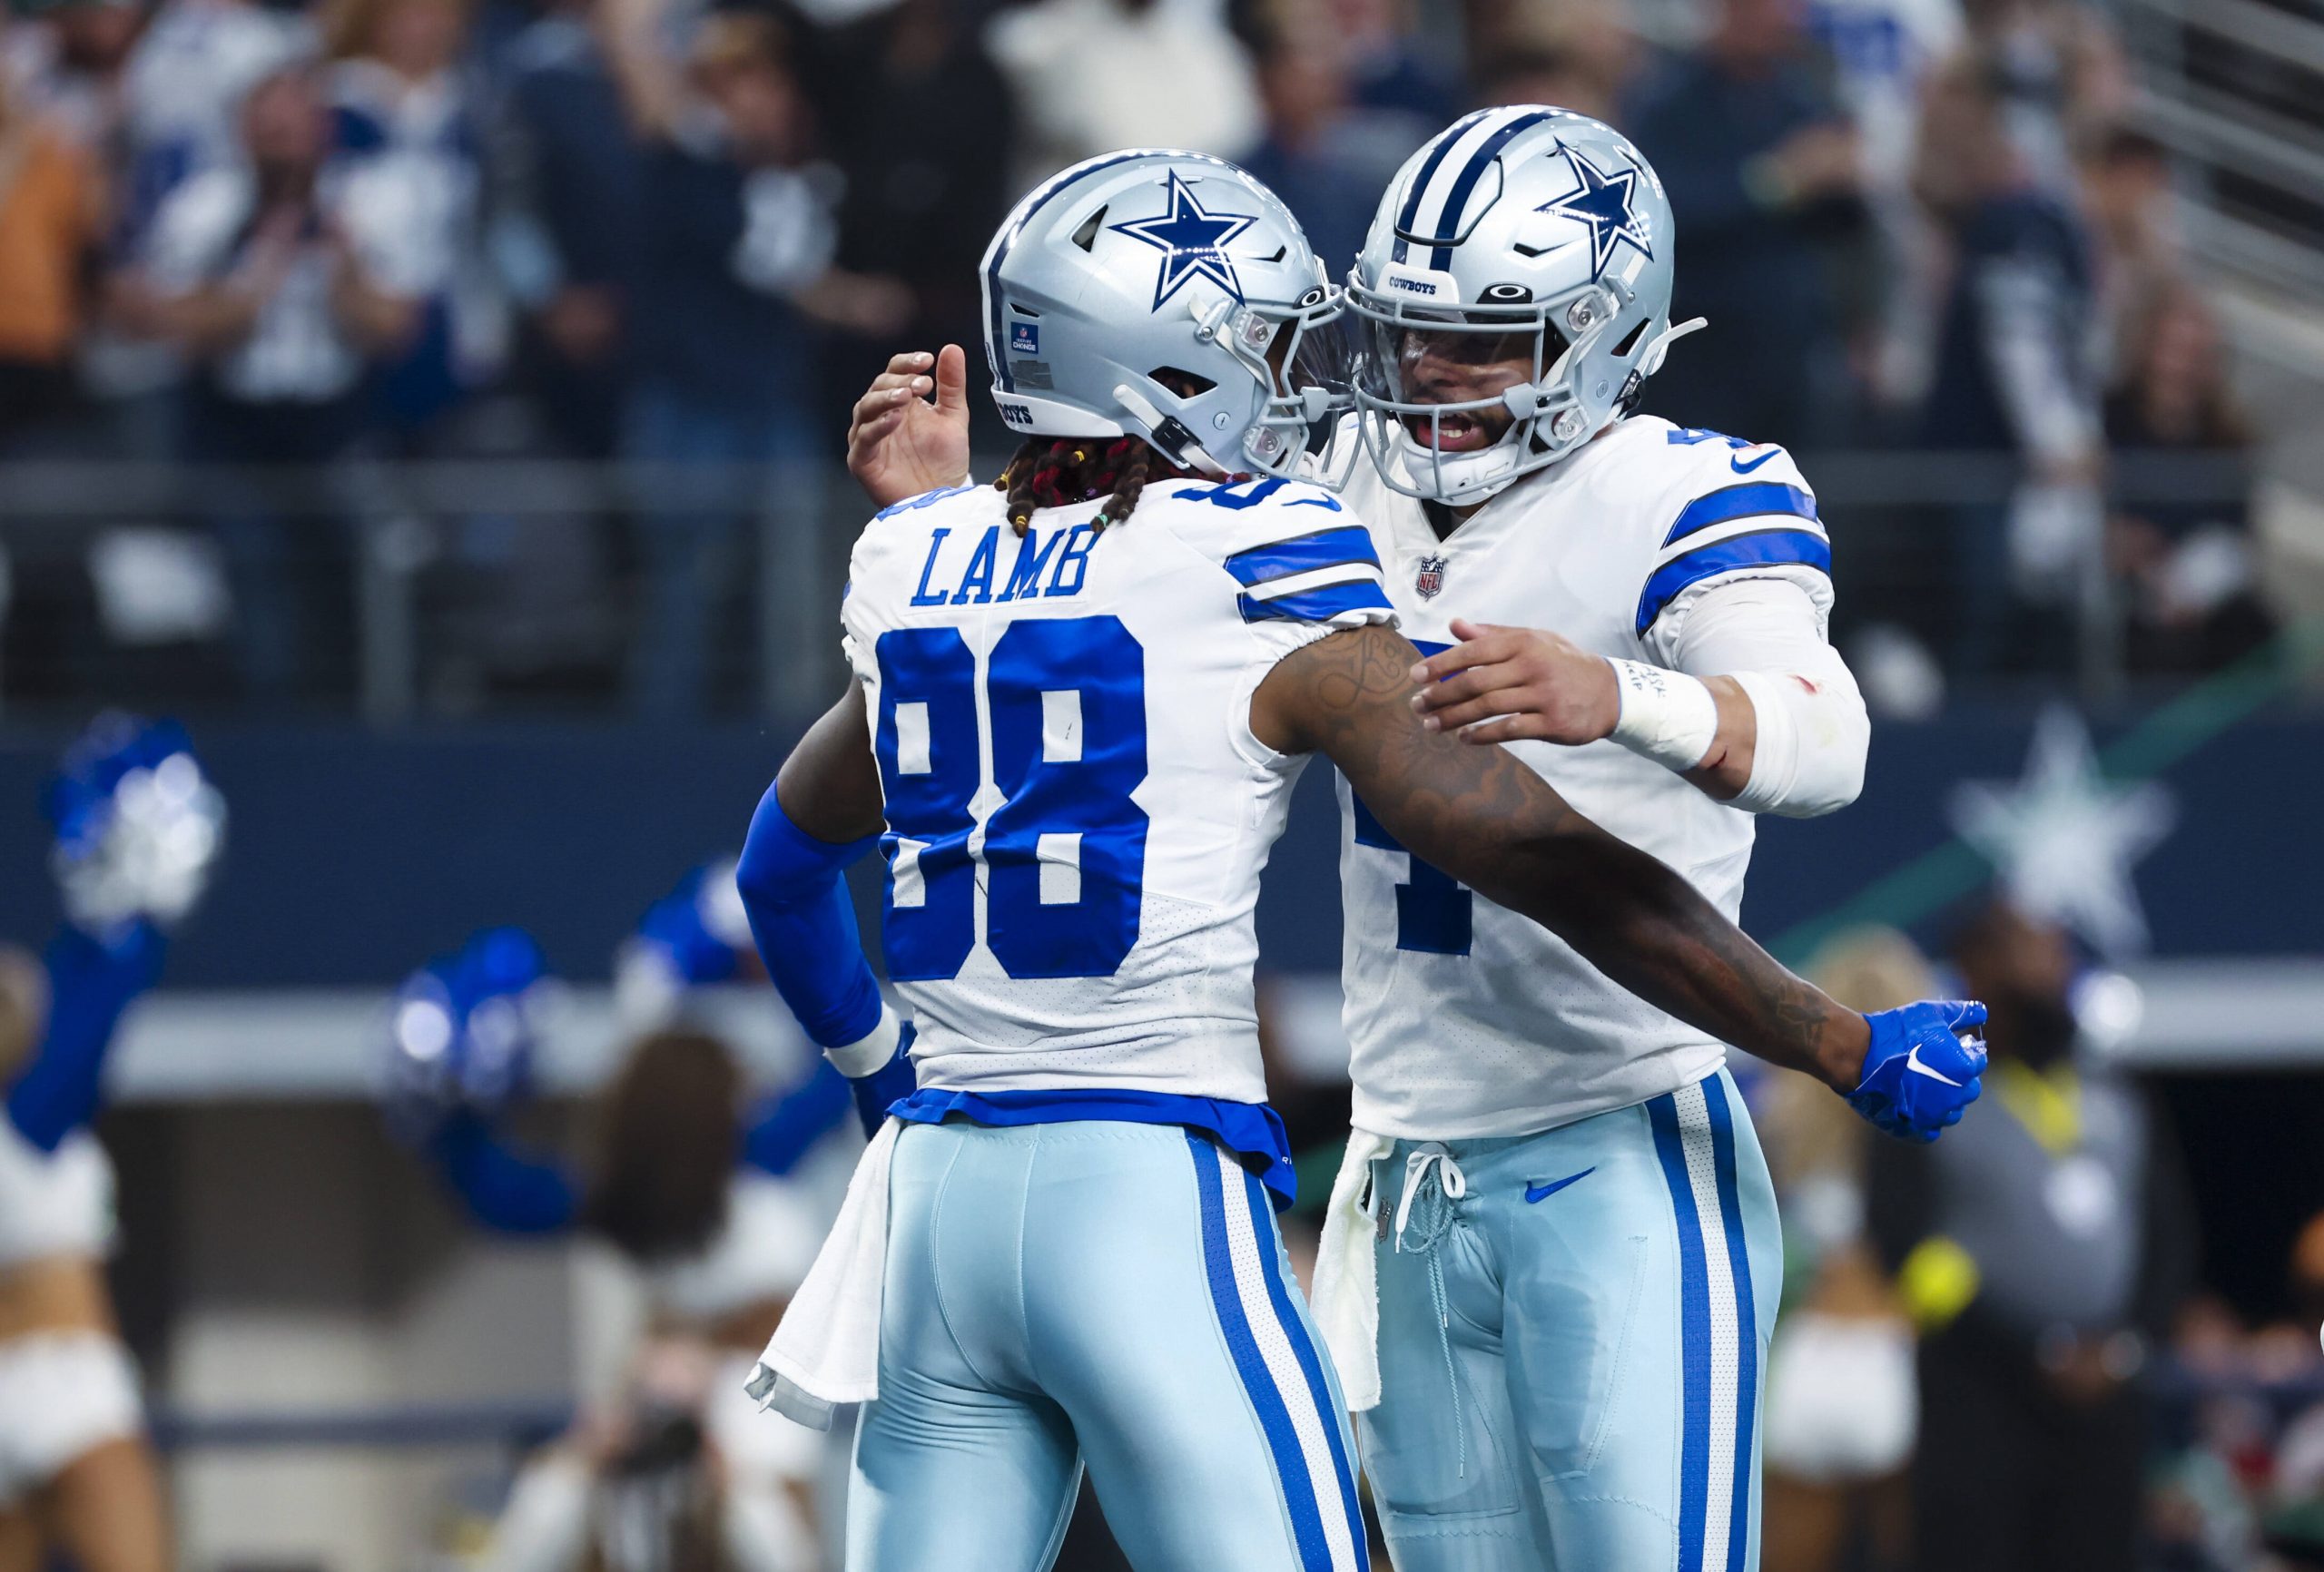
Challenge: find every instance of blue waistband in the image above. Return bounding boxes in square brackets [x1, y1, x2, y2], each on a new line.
[891, 1086, 1298, 1209]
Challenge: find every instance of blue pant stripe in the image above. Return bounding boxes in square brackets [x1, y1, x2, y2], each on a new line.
[1649, 1094, 1712, 1572]
[1702, 1076, 1760, 1572]
[1239, 1165, 1369, 1571]
[1187, 1135, 1334, 1572]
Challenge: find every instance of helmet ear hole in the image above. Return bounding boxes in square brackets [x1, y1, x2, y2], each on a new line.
[1148, 367, 1217, 398]
[1611, 318, 1649, 359]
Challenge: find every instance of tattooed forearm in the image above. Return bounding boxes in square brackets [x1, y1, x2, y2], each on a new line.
[1264, 625, 1869, 1088]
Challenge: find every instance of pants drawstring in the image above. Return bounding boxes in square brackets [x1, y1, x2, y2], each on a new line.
[1392, 1144, 1469, 1479]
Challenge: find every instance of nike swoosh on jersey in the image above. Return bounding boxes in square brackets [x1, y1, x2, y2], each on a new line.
[1523, 1167, 1596, 1204]
[1730, 448, 1779, 474]
[1905, 1045, 1963, 1086]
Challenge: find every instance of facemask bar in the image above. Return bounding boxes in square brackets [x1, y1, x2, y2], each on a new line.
[1347, 279, 1625, 505]
[1196, 284, 1350, 479]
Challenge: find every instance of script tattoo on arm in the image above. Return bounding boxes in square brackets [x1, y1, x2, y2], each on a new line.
[775, 686, 889, 845]
[1253, 624, 1870, 1088]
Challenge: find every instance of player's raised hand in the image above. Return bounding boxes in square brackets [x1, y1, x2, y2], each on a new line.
[847, 344, 972, 508]
[1845, 999, 1989, 1142]
[1408, 618, 1621, 745]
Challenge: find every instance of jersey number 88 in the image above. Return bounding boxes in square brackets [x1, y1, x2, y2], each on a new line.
[873, 618, 1149, 980]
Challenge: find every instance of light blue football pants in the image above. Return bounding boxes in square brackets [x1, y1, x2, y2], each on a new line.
[848, 1118, 1369, 1572]
[1359, 1068, 1780, 1572]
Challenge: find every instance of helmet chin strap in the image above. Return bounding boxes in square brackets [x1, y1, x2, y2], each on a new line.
[1113, 383, 1233, 478]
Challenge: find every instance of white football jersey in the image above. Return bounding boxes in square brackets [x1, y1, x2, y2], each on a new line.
[842, 475, 1395, 1102]
[1331, 415, 1836, 1139]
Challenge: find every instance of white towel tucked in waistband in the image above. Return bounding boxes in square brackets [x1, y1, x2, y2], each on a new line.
[1308, 1129, 1393, 1412]
[745, 1116, 900, 1431]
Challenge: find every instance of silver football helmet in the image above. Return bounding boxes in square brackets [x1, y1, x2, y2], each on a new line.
[980, 151, 1344, 478]
[1348, 107, 1702, 506]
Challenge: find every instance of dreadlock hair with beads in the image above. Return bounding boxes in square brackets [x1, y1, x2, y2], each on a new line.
[994, 435, 1219, 538]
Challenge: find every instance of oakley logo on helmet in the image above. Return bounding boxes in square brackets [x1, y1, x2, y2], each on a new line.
[1108, 172, 1259, 310]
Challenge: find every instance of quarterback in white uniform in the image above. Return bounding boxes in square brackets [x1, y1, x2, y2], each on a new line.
[1322, 107, 1964, 1572]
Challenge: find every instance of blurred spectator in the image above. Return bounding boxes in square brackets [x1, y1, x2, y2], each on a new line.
[4, 0, 145, 155]
[2103, 282, 2272, 675]
[323, 0, 508, 443]
[1623, 0, 1868, 450]
[1472, 0, 1633, 122]
[1915, 45, 2102, 676]
[807, 0, 1014, 445]
[602, 0, 906, 715]
[2084, 127, 2175, 362]
[1236, 0, 1387, 278]
[1869, 897, 2200, 1572]
[1755, 926, 1934, 1572]
[484, 1333, 826, 1572]
[495, 0, 644, 457]
[987, 0, 1261, 192]
[0, 62, 103, 450]
[139, 62, 417, 701]
[1955, 0, 2126, 201]
[1802, 0, 1959, 411]
[1314, 0, 1452, 129]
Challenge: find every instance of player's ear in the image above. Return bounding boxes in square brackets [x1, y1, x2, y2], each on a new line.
[0, 946, 47, 1083]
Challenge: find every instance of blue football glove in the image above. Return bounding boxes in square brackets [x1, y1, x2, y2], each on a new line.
[1845, 998, 1990, 1143]
[613, 859, 753, 1025]
[383, 928, 550, 1143]
[44, 714, 226, 940]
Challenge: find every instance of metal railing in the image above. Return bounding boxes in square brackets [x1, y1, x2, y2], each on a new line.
[0, 449, 2263, 722]
[2122, 0, 2324, 300]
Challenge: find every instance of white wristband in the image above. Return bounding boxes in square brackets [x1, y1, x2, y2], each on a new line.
[1605, 658, 1718, 772]
[824, 1003, 902, 1079]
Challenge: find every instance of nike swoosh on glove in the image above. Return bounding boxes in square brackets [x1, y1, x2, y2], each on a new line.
[1846, 999, 1989, 1143]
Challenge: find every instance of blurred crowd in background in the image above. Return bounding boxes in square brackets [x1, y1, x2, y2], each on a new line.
[0, 0, 2289, 715]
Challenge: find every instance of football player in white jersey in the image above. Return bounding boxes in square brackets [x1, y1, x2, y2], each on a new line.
[841, 115, 1989, 1572]
[746, 149, 1982, 1572]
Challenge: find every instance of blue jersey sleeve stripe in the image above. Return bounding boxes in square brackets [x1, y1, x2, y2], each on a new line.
[1662, 483, 1817, 546]
[1635, 528, 1831, 636]
[1239, 578, 1393, 624]
[1223, 526, 1382, 587]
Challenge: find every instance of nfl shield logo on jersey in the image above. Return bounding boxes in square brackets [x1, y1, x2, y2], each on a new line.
[1415, 555, 1448, 600]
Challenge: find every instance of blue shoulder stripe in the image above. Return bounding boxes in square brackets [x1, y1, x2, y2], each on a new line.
[1240, 577, 1392, 625]
[1663, 482, 1817, 545]
[1635, 528, 1831, 636]
[1224, 526, 1381, 588]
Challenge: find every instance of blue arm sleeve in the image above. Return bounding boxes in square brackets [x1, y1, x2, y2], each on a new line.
[5, 923, 165, 1152]
[425, 1113, 581, 1234]
[734, 782, 885, 1048]
[740, 1061, 852, 1175]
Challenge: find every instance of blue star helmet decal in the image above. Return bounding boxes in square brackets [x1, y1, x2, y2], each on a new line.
[1534, 142, 1654, 279]
[1108, 171, 1260, 311]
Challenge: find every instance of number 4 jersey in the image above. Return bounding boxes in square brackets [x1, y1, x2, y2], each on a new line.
[841, 476, 1394, 1103]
